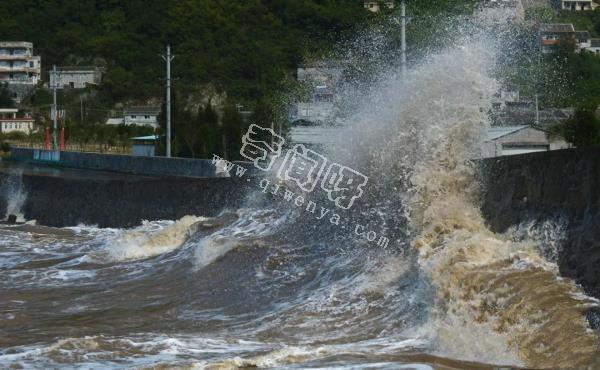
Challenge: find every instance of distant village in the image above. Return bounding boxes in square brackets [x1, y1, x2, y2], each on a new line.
[1, 0, 599, 158]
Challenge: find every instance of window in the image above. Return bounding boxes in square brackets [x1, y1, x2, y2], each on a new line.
[29, 61, 33, 68]
[145, 115, 149, 119]
[69, 82, 74, 88]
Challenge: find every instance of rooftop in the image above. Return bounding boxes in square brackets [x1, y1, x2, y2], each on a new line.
[56, 66, 101, 72]
[0, 41, 33, 48]
[486, 126, 529, 141]
[124, 106, 161, 116]
[540, 23, 575, 33]
[130, 135, 160, 141]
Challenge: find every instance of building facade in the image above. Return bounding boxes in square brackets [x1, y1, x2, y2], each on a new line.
[0, 42, 41, 103]
[482, 126, 569, 158]
[474, 0, 525, 23]
[561, 0, 598, 10]
[130, 135, 158, 156]
[0, 108, 34, 134]
[123, 106, 161, 128]
[540, 24, 597, 53]
[363, 1, 394, 12]
[291, 63, 344, 125]
[575, 30, 592, 49]
[586, 38, 600, 54]
[540, 23, 576, 53]
[50, 66, 102, 89]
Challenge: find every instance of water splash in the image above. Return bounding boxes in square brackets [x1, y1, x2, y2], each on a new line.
[92, 215, 203, 262]
[308, 21, 600, 368]
[1, 167, 27, 222]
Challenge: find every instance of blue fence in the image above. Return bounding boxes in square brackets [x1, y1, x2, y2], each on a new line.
[10, 147, 255, 179]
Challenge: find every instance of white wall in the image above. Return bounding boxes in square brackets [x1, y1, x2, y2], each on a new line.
[1, 120, 33, 133]
[124, 115, 159, 128]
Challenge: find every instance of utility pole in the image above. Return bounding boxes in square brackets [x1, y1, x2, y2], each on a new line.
[51, 65, 58, 149]
[401, 0, 407, 77]
[161, 45, 175, 157]
[535, 94, 539, 126]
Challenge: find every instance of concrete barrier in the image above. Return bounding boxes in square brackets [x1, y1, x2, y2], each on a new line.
[0, 167, 253, 228]
[481, 147, 600, 298]
[10, 147, 255, 178]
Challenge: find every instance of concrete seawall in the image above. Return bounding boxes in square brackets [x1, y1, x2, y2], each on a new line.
[481, 148, 600, 297]
[0, 163, 253, 228]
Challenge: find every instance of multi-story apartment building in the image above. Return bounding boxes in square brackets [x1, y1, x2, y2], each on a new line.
[0, 42, 41, 103]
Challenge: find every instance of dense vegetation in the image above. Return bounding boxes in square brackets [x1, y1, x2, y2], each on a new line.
[0, 0, 373, 104]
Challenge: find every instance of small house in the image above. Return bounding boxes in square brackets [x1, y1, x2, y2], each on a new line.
[482, 126, 569, 158]
[585, 38, 600, 54]
[123, 106, 161, 128]
[50, 66, 103, 88]
[0, 108, 34, 134]
[130, 135, 158, 157]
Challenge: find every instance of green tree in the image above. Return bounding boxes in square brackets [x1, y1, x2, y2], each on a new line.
[197, 103, 219, 158]
[220, 105, 247, 160]
[552, 107, 600, 147]
[0, 83, 15, 108]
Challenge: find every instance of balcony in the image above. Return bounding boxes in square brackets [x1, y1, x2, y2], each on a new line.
[0, 54, 33, 60]
[0, 65, 40, 73]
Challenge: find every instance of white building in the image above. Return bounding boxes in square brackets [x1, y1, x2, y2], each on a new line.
[482, 126, 569, 158]
[575, 31, 592, 50]
[561, 0, 598, 10]
[291, 63, 343, 125]
[492, 90, 520, 111]
[289, 125, 347, 146]
[50, 66, 102, 89]
[123, 106, 161, 127]
[363, 1, 394, 12]
[474, 0, 525, 23]
[0, 42, 41, 103]
[585, 38, 600, 54]
[0, 108, 34, 134]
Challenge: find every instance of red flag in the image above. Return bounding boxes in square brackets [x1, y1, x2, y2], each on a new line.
[59, 126, 65, 151]
[44, 126, 51, 150]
